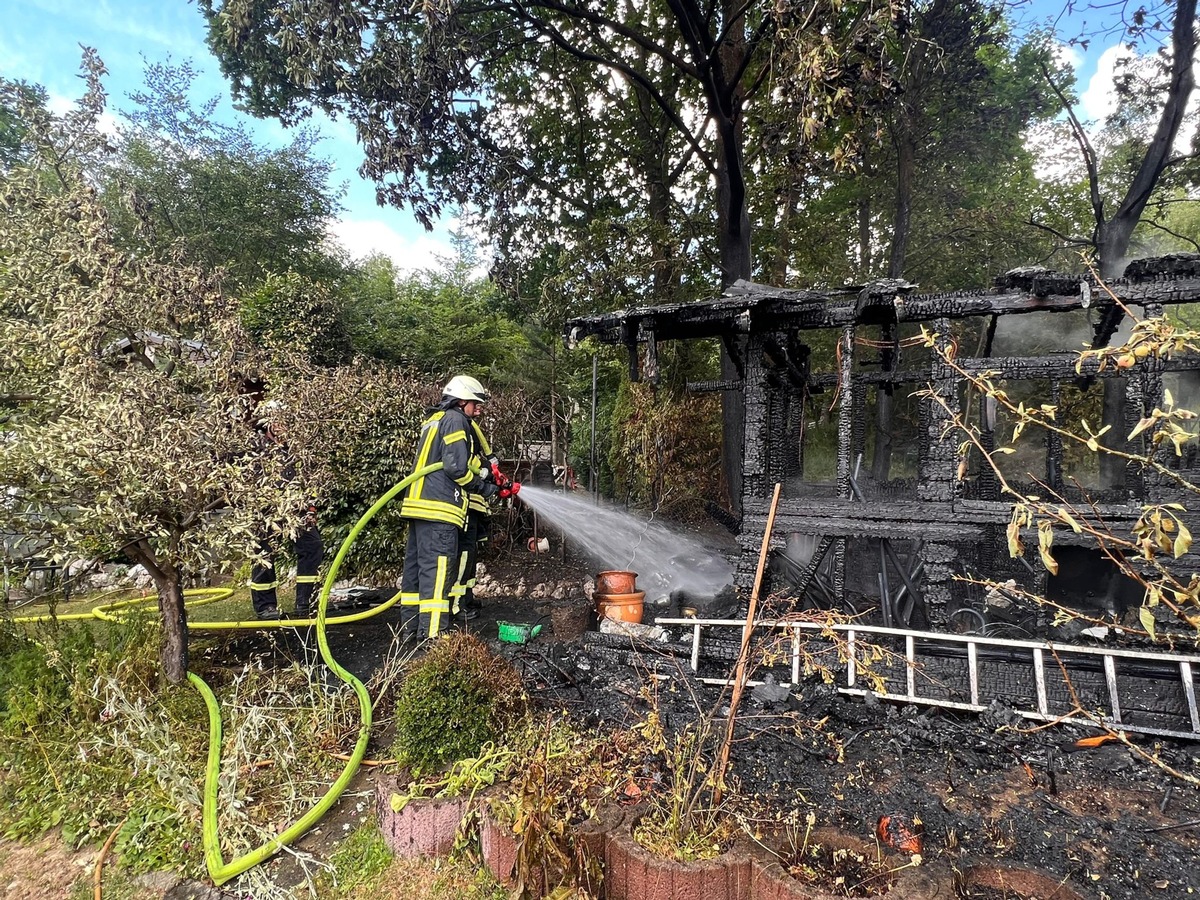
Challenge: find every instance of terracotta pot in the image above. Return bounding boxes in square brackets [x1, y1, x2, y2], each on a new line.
[597, 590, 645, 624]
[596, 570, 638, 594]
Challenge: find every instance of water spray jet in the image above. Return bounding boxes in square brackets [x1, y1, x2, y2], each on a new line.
[516, 485, 735, 614]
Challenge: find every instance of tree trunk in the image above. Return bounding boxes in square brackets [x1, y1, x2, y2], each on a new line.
[886, 133, 915, 280]
[715, 123, 752, 289]
[772, 183, 796, 285]
[857, 189, 872, 275]
[632, 69, 681, 303]
[125, 540, 188, 684]
[1097, 0, 1196, 277]
[1090, 0, 1196, 490]
[713, 1, 752, 518]
[872, 130, 916, 484]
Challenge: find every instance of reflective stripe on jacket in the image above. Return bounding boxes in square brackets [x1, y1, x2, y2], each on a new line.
[467, 419, 495, 515]
[400, 408, 481, 528]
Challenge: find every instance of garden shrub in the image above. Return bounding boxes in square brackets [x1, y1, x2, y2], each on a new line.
[0, 631, 68, 732]
[392, 633, 524, 774]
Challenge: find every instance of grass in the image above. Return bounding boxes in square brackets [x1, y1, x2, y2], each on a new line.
[327, 847, 507, 900]
[0, 585, 405, 899]
[8, 579, 259, 625]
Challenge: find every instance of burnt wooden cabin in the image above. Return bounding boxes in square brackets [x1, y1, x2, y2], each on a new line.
[565, 258, 1200, 637]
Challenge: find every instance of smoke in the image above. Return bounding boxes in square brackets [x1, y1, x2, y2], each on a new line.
[987, 310, 1135, 358]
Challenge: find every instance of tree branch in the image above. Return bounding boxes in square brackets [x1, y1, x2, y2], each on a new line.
[1040, 59, 1105, 239]
[521, 0, 702, 78]
[1025, 213, 1093, 247]
[1143, 216, 1200, 252]
[514, 10, 717, 174]
[1110, 0, 1198, 227]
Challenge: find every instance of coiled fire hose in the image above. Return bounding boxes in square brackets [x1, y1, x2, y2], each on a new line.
[13, 462, 443, 886]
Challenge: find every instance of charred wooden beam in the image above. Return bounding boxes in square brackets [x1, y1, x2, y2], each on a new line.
[563, 272, 1200, 348]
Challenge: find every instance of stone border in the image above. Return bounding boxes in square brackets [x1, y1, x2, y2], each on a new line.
[375, 774, 472, 858]
[376, 782, 1093, 900]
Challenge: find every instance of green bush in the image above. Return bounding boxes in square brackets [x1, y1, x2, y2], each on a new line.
[392, 633, 524, 775]
[0, 634, 68, 732]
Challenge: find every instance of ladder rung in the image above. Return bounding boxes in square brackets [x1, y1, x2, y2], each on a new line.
[968, 641, 980, 707]
[847, 629, 857, 688]
[1181, 661, 1200, 733]
[1104, 655, 1123, 724]
[1033, 648, 1049, 715]
[906, 635, 916, 699]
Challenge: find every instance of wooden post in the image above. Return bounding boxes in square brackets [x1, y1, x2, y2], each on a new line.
[713, 482, 782, 804]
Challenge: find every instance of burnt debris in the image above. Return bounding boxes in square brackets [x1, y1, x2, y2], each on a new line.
[564, 263, 1200, 638]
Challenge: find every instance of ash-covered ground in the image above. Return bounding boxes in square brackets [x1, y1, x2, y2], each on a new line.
[499, 619, 1200, 900]
[212, 544, 1200, 900]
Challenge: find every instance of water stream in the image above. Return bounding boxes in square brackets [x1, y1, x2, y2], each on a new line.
[517, 485, 734, 601]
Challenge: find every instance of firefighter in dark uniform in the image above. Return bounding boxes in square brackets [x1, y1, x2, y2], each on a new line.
[399, 376, 516, 639]
[451, 418, 512, 621]
[248, 413, 324, 620]
[249, 505, 323, 619]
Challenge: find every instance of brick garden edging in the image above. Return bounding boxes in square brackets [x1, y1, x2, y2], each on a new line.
[375, 774, 473, 857]
[376, 783, 1094, 899]
[602, 825, 753, 900]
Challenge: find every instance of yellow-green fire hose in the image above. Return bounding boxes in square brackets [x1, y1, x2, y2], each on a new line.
[13, 462, 442, 886]
[189, 462, 441, 884]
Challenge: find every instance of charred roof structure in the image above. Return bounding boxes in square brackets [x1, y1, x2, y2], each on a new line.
[565, 256, 1200, 638]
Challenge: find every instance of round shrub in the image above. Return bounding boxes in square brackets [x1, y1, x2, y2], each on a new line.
[392, 633, 525, 774]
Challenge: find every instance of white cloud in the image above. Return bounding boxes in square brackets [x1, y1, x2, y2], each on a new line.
[1079, 44, 1134, 122]
[329, 218, 455, 273]
[1052, 41, 1084, 73]
[45, 92, 123, 138]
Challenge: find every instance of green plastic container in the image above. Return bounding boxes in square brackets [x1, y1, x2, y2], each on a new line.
[497, 621, 543, 644]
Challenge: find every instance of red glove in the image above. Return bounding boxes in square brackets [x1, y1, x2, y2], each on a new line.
[499, 481, 521, 500]
[490, 461, 509, 488]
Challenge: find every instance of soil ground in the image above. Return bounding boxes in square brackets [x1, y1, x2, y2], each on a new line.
[4, 542, 1198, 899]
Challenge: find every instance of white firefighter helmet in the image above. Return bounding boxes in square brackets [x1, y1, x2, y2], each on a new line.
[442, 375, 490, 402]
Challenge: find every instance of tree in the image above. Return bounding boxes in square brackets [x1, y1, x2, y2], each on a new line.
[0, 60, 394, 683]
[859, 0, 1059, 480]
[341, 240, 531, 380]
[1033, 0, 1198, 278]
[0, 68, 281, 682]
[201, 0, 895, 288]
[242, 270, 352, 365]
[0, 78, 47, 172]
[1028, 0, 1199, 487]
[201, 0, 910, 511]
[102, 60, 346, 293]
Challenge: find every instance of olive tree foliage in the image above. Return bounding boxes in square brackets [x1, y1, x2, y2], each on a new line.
[0, 78, 47, 172]
[0, 59, 420, 683]
[0, 65, 275, 682]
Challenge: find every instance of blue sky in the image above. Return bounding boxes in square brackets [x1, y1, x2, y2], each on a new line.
[0, 0, 457, 271]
